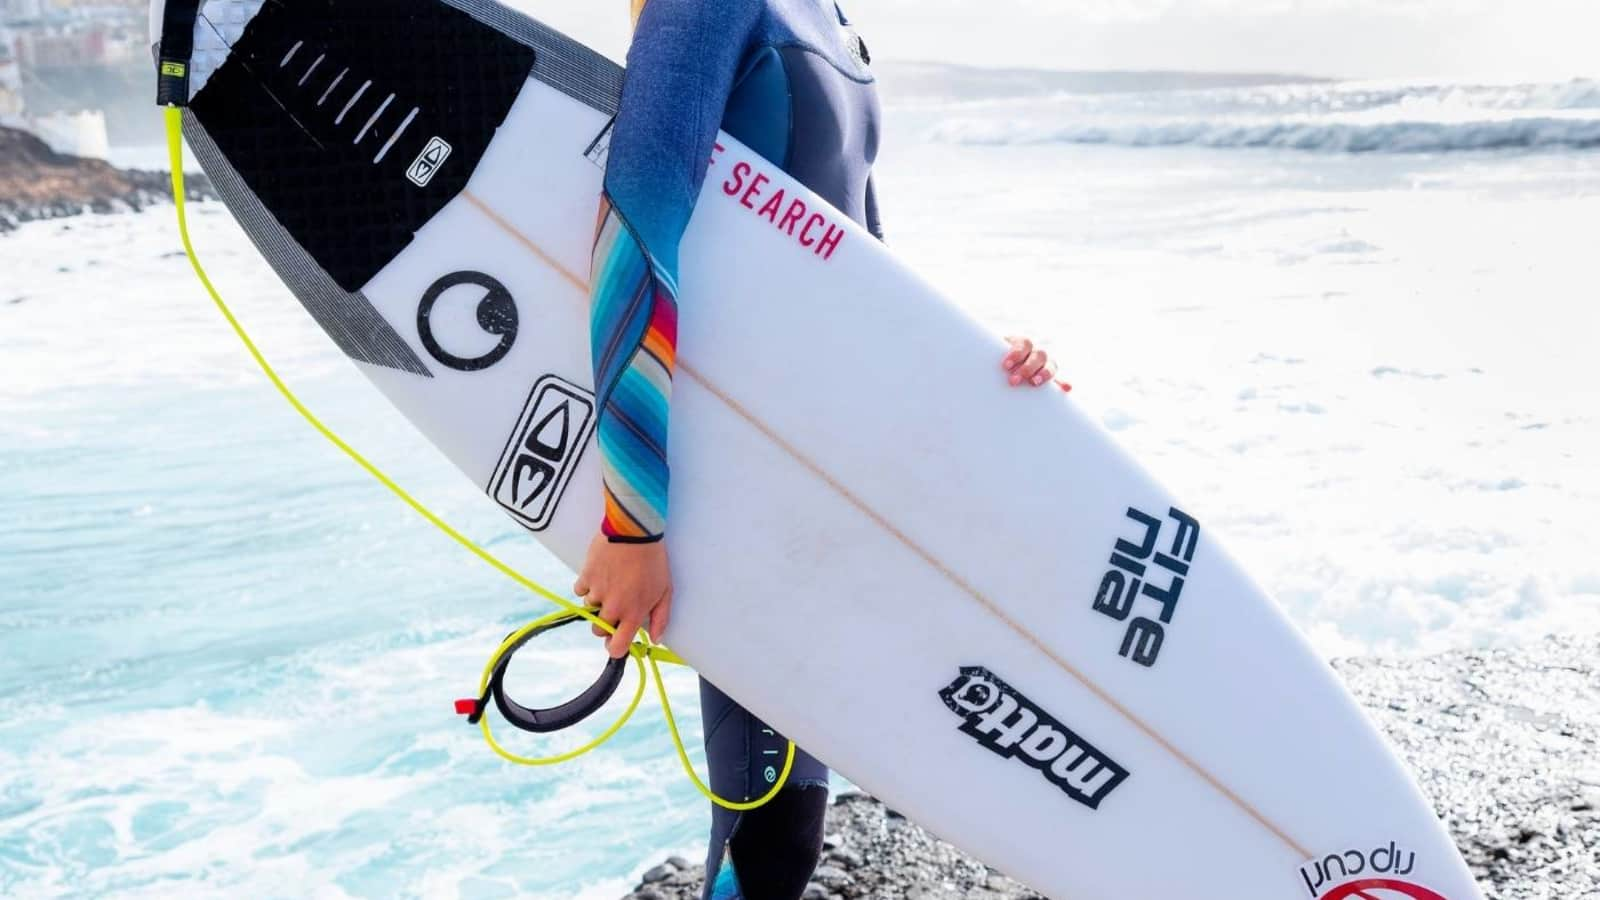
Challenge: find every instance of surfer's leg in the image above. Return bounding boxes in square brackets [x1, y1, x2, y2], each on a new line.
[699, 677, 829, 900]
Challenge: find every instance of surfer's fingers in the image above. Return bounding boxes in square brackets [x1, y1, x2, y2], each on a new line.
[588, 593, 622, 638]
[1030, 357, 1059, 387]
[1010, 349, 1048, 386]
[606, 614, 642, 659]
[578, 577, 605, 635]
[1002, 336, 1032, 370]
[649, 589, 672, 642]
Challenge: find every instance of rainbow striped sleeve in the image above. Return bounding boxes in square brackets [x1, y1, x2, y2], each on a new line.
[589, 195, 679, 543]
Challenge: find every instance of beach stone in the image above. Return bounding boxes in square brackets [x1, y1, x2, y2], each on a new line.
[828, 847, 864, 868]
[641, 864, 673, 884]
[812, 864, 850, 886]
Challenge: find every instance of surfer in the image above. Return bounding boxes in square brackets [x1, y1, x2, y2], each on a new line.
[572, 1, 1064, 896]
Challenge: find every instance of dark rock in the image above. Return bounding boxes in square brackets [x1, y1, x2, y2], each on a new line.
[0, 125, 214, 231]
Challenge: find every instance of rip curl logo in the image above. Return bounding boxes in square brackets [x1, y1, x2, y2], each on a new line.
[1301, 843, 1446, 900]
[1316, 883, 1447, 900]
[939, 667, 1129, 810]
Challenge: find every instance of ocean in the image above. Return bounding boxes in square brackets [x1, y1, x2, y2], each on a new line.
[3, 67, 1598, 898]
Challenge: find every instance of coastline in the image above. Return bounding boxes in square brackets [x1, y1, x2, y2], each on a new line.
[0, 124, 210, 233]
[622, 636, 1599, 900]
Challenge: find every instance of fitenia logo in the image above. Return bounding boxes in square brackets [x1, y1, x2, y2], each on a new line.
[939, 666, 1129, 810]
[1301, 843, 1447, 900]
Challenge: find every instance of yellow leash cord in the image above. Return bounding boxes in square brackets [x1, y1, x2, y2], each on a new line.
[162, 105, 795, 811]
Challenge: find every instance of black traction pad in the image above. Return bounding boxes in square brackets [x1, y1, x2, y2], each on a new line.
[191, 0, 536, 291]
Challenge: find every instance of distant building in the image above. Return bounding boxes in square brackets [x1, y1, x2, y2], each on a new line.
[17, 22, 141, 66]
[2, 0, 156, 144]
[1, 0, 46, 22]
[4, 0, 147, 69]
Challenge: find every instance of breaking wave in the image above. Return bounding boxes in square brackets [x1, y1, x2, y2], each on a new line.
[934, 115, 1600, 154]
[921, 77, 1600, 155]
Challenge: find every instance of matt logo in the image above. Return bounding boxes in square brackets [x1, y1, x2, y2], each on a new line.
[489, 376, 597, 532]
[1301, 843, 1446, 900]
[407, 136, 453, 187]
[939, 666, 1128, 810]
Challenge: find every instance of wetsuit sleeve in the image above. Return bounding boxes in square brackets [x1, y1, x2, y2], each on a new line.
[589, 0, 760, 542]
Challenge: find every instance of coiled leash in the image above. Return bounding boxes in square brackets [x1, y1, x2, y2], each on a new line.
[158, 87, 793, 811]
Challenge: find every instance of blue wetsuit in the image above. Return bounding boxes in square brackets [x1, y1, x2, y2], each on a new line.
[588, 1, 881, 896]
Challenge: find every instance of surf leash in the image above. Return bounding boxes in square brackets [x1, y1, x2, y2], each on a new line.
[159, 102, 794, 812]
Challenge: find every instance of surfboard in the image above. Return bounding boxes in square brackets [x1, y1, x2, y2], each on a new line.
[151, 1, 1484, 897]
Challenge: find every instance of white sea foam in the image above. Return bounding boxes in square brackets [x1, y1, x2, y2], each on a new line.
[933, 114, 1600, 153]
[918, 76, 1600, 153]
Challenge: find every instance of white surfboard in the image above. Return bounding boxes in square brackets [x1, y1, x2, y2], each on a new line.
[153, 1, 1483, 897]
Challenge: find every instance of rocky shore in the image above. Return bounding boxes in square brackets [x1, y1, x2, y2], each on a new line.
[622, 636, 1599, 899]
[0, 125, 209, 233]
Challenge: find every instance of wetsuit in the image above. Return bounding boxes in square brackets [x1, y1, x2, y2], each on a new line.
[588, 0, 881, 896]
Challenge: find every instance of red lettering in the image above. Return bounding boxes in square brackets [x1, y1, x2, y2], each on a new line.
[757, 187, 786, 223]
[711, 142, 725, 166]
[723, 161, 751, 197]
[778, 198, 807, 235]
[741, 173, 769, 209]
[816, 224, 843, 260]
[799, 212, 825, 247]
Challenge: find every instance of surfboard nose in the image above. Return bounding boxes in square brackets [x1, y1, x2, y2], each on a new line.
[150, 0, 272, 99]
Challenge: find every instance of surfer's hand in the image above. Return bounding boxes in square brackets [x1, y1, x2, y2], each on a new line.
[1003, 336, 1071, 392]
[574, 534, 673, 659]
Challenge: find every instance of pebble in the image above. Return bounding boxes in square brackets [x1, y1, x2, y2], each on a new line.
[620, 635, 1599, 899]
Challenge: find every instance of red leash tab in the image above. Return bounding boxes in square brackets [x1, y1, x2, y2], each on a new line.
[454, 698, 478, 717]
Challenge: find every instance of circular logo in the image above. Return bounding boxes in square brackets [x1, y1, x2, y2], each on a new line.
[948, 675, 1000, 715]
[1319, 879, 1449, 900]
[417, 271, 519, 371]
[763, 765, 778, 784]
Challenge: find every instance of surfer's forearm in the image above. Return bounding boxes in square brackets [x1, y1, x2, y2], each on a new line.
[588, 0, 757, 541]
[589, 197, 677, 542]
